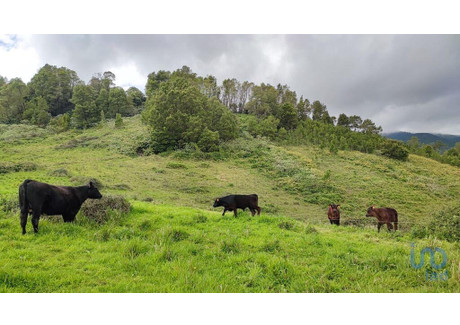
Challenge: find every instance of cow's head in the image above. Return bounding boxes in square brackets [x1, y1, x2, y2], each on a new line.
[366, 206, 377, 218]
[88, 181, 103, 199]
[329, 204, 340, 215]
[213, 198, 222, 208]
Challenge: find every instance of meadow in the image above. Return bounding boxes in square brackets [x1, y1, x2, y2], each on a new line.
[0, 116, 459, 292]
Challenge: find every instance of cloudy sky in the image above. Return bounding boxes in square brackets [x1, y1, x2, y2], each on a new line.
[0, 34, 459, 134]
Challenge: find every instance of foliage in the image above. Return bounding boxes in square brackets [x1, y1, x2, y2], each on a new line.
[0, 78, 28, 124]
[115, 113, 123, 128]
[108, 87, 132, 117]
[28, 64, 81, 116]
[80, 195, 131, 224]
[381, 140, 409, 161]
[22, 96, 51, 127]
[71, 85, 99, 129]
[143, 73, 238, 153]
[197, 128, 220, 152]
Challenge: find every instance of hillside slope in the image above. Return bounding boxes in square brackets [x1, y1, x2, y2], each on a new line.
[0, 117, 459, 292]
[1, 115, 459, 226]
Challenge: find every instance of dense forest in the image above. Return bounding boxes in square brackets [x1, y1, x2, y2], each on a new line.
[1, 64, 459, 166]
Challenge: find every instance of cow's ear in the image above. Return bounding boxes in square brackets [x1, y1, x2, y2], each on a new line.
[89, 181, 93, 188]
[337, 205, 340, 209]
[216, 198, 219, 202]
[371, 205, 375, 210]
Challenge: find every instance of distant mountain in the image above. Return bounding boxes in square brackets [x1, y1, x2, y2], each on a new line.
[383, 132, 460, 150]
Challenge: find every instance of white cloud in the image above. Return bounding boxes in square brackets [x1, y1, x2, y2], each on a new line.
[109, 62, 147, 91]
[0, 35, 40, 82]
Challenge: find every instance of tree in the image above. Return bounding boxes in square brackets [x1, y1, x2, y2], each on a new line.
[407, 136, 420, 151]
[311, 100, 328, 121]
[296, 96, 311, 121]
[221, 78, 239, 112]
[23, 96, 51, 127]
[198, 75, 220, 99]
[0, 78, 28, 123]
[278, 102, 298, 130]
[276, 84, 297, 106]
[28, 64, 81, 116]
[0, 75, 7, 88]
[455, 142, 460, 154]
[237, 81, 253, 113]
[198, 127, 219, 152]
[360, 118, 382, 134]
[349, 115, 363, 131]
[143, 74, 238, 153]
[246, 83, 279, 118]
[432, 140, 446, 152]
[108, 87, 131, 117]
[248, 115, 279, 140]
[70, 84, 99, 129]
[145, 70, 171, 97]
[337, 113, 350, 128]
[96, 88, 109, 114]
[126, 87, 146, 111]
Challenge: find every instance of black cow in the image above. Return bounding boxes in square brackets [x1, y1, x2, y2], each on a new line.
[19, 179, 102, 234]
[213, 194, 261, 217]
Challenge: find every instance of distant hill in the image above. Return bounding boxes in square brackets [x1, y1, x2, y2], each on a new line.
[383, 131, 460, 149]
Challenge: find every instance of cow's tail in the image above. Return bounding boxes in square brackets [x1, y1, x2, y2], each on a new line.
[394, 209, 398, 231]
[19, 179, 32, 213]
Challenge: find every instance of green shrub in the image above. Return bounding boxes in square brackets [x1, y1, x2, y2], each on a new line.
[115, 113, 124, 128]
[428, 204, 460, 242]
[80, 195, 131, 224]
[0, 162, 37, 174]
[381, 140, 409, 161]
[48, 168, 70, 177]
[197, 127, 219, 152]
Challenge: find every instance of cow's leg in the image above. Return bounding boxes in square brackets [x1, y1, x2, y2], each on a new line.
[31, 210, 41, 233]
[250, 208, 256, 216]
[394, 221, 398, 231]
[256, 206, 261, 215]
[233, 209, 238, 217]
[377, 222, 383, 233]
[386, 222, 393, 232]
[20, 209, 28, 235]
[222, 208, 227, 216]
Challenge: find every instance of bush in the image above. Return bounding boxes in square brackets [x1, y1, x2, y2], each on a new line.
[48, 168, 70, 177]
[80, 195, 131, 224]
[381, 140, 409, 161]
[0, 195, 19, 213]
[115, 113, 124, 128]
[428, 204, 460, 242]
[0, 161, 37, 174]
[197, 128, 219, 152]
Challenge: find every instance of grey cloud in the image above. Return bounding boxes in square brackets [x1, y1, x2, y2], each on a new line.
[26, 34, 460, 134]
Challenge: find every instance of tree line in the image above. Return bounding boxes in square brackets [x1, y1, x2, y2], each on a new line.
[3, 64, 459, 166]
[0, 65, 145, 130]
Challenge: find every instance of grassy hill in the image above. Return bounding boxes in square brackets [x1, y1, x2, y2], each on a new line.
[0, 116, 459, 292]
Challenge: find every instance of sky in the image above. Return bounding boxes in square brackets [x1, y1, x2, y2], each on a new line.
[0, 34, 459, 134]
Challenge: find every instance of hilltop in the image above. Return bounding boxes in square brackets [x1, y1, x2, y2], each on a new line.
[384, 131, 460, 150]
